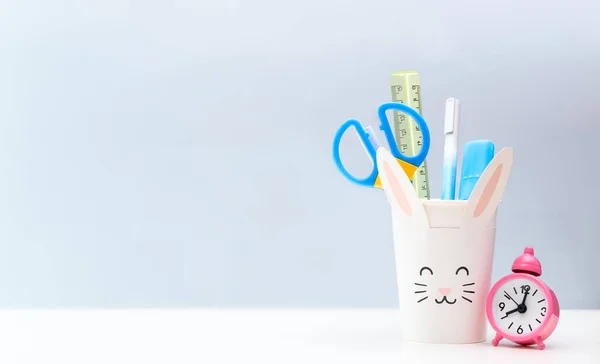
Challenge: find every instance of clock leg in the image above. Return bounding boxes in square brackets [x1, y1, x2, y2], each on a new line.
[491, 333, 503, 346]
[534, 336, 545, 350]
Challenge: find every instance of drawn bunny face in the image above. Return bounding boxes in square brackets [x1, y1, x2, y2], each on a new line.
[376, 146, 514, 343]
[414, 264, 475, 305]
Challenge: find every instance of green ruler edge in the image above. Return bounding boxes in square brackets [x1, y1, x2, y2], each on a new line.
[390, 71, 430, 199]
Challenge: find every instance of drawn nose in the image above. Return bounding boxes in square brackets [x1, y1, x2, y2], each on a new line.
[438, 288, 451, 296]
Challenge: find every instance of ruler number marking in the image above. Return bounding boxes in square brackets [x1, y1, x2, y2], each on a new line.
[390, 74, 429, 198]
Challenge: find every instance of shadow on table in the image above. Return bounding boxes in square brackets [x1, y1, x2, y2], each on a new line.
[281, 324, 565, 363]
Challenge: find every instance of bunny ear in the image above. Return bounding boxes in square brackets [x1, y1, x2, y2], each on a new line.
[376, 147, 426, 222]
[463, 147, 514, 226]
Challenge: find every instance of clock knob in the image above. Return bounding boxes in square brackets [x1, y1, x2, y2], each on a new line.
[511, 247, 542, 276]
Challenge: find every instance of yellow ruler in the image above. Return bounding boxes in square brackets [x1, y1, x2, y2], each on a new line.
[390, 71, 430, 199]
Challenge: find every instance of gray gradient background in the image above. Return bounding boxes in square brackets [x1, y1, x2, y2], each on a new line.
[0, 0, 598, 308]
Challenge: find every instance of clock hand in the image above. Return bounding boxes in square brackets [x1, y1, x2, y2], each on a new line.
[520, 291, 529, 306]
[503, 291, 519, 306]
[501, 307, 519, 319]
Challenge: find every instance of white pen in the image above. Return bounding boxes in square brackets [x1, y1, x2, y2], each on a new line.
[441, 98, 460, 200]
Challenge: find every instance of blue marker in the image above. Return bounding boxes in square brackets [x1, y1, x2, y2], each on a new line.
[458, 140, 495, 200]
[441, 98, 460, 200]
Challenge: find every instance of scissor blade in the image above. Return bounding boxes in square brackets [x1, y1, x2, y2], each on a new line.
[363, 125, 381, 150]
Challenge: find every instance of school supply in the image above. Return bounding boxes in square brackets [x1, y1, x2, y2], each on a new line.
[390, 71, 430, 199]
[362, 125, 380, 150]
[332, 102, 431, 189]
[441, 98, 461, 200]
[458, 140, 495, 200]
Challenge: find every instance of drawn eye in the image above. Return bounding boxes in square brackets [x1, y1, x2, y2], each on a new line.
[455, 266, 469, 276]
[419, 267, 433, 276]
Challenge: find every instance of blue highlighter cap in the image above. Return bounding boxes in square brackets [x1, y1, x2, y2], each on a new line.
[458, 140, 495, 200]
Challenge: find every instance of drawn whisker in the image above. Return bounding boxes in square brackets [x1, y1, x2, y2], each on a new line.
[414, 290, 427, 294]
[417, 296, 428, 303]
[463, 290, 475, 294]
[414, 283, 427, 287]
[461, 296, 473, 303]
[462, 282, 475, 286]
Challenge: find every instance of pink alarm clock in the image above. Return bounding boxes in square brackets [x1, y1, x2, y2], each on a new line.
[486, 247, 560, 350]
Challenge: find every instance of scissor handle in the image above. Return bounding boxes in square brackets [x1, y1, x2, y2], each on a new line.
[332, 119, 378, 187]
[378, 102, 431, 168]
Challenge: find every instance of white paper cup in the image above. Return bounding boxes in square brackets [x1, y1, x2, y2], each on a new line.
[376, 146, 514, 344]
[392, 199, 496, 343]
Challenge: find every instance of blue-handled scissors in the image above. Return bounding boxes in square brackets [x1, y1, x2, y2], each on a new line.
[332, 102, 431, 188]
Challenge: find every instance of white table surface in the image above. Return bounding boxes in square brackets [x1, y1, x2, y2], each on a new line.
[0, 309, 598, 363]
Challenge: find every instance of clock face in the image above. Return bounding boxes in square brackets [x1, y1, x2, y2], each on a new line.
[490, 277, 549, 336]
